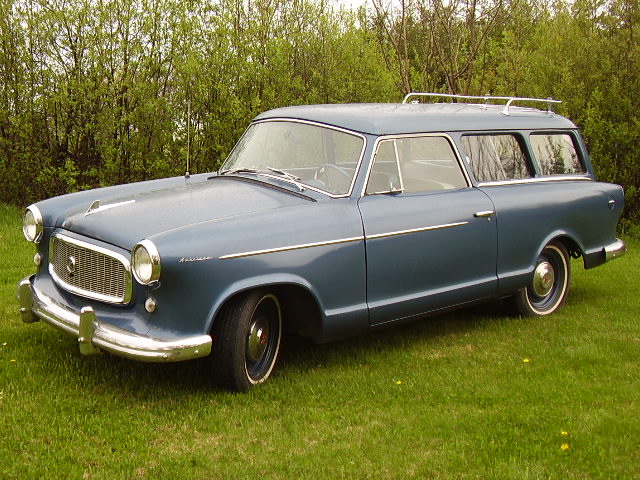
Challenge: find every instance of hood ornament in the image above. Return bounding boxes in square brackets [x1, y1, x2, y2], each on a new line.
[85, 199, 135, 216]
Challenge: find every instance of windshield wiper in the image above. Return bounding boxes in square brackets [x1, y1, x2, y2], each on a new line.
[219, 166, 305, 192]
[220, 168, 260, 175]
[265, 167, 305, 192]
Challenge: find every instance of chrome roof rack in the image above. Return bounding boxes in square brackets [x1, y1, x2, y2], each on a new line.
[401, 92, 561, 116]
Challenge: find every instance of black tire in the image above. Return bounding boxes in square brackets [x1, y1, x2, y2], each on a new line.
[512, 241, 571, 316]
[211, 290, 282, 391]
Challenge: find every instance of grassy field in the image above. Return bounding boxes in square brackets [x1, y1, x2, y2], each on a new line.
[0, 203, 638, 479]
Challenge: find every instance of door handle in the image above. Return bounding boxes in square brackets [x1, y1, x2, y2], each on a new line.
[474, 210, 495, 219]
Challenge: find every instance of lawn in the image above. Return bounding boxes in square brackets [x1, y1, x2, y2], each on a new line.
[1, 203, 638, 479]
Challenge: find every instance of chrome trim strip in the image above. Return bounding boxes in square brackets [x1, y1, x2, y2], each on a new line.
[478, 176, 592, 187]
[49, 232, 133, 304]
[220, 236, 365, 260]
[18, 276, 212, 362]
[366, 221, 469, 240]
[605, 239, 626, 262]
[221, 222, 470, 260]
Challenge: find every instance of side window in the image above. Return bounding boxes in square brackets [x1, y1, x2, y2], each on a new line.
[530, 133, 585, 175]
[365, 136, 467, 194]
[461, 134, 531, 182]
[365, 140, 401, 194]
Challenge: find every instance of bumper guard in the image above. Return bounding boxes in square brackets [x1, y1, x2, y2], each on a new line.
[604, 239, 627, 262]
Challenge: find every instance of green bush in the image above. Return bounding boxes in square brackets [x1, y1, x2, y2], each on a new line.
[1, 0, 637, 222]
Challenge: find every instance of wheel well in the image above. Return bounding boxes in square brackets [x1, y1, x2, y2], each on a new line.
[216, 284, 323, 341]
[554, 236, 582, 260]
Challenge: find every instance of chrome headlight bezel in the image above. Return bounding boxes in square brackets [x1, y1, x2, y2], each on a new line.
[131, 239, 161, 285]
[23, 205, 44, 243]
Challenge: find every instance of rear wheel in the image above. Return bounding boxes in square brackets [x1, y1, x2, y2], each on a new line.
[211, 290, 282, 391]
[512, 242, 571, 316]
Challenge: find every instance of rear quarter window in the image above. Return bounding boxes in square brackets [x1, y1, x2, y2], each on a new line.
[529, 133, 585, 175]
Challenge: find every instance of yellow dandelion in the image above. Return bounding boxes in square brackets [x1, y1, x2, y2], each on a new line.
[523, 358, 531, 363]
[561, 443, 569, 451]
[561, 431, 569, 436]
[396, 380, 403, 385]
[10, 359, 16, 363]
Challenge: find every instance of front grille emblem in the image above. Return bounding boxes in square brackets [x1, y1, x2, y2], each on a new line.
[66, 255, 77, 275]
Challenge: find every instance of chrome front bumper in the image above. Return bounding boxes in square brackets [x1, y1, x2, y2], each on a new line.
[18, 276, 212, 362]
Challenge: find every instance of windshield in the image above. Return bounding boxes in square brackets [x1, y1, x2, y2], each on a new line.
[221, 120, 365, 196]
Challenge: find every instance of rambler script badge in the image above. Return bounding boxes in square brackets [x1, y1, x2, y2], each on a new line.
[179, 256, 213, 263]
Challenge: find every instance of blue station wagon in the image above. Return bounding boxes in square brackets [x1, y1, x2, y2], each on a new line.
[18, 93, 626, 391]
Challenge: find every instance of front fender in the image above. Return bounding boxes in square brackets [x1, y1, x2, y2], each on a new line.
[144, 197, 368, 342]
[203, 273, 322, 333]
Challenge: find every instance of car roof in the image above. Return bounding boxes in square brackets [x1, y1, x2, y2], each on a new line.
[253, 103, 577, 135]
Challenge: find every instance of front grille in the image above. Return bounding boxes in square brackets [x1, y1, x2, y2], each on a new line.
[49, 233, 132, 304]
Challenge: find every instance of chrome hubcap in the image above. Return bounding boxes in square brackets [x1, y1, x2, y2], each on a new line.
[532, 261, 555, 297]
[247, 317, 269, 362]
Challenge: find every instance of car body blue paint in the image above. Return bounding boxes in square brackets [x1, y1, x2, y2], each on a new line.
[18, 101, 626, 361]
[358, 188, 498, 325]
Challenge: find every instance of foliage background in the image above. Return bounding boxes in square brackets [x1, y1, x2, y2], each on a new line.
[0, 0, 638, 221]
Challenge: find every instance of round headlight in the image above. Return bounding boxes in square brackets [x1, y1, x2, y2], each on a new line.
[23, 205, 43, 243]
[132, 240, 161, 285]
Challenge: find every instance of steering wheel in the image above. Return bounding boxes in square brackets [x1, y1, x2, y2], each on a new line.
[314, 164, 351, 193]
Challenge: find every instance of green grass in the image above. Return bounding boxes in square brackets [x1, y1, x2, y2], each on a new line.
[1, 203, 638, 479]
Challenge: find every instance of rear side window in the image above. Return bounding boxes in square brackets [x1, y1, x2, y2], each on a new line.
[530, 133, 585, 175]
[461, 134, 531, 182]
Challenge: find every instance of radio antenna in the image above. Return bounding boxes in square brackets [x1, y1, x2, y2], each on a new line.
[185, 98, 191, 178]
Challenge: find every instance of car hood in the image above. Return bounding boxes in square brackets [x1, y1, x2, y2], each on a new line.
[58, 177, 313, 249]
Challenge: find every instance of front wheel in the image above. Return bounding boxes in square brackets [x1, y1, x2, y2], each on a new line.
[211, 290, 283, 391]
[512, 242, 571, 316]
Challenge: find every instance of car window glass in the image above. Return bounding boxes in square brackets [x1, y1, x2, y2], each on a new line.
[222, 121, 364, 195]
[461, 134, 531, 182]
[530, 133, 585, 175]
[365, 140, 401, 193]
[366, 136, 467, 194]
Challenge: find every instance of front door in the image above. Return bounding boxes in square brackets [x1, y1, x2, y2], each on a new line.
[357, 134, 498, 326]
